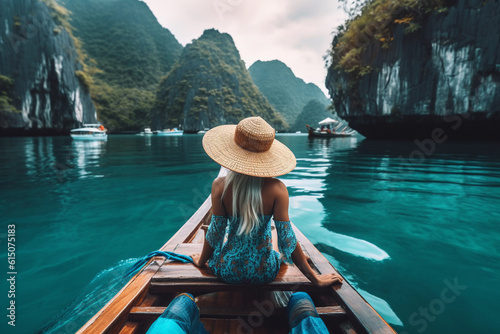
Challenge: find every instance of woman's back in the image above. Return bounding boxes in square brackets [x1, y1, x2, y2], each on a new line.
[208, 214, 279, 284]
[213, 176, 290, 222]
[206, 174, 295, 284]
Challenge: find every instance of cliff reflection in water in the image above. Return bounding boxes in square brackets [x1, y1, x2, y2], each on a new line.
[294, 136, 500, 333]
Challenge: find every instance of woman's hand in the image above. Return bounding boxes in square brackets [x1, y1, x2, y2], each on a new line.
[313, 273, 343, 287]
[191, 254, 204, 268]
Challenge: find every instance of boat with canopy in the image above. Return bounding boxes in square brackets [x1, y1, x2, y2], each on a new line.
[306, 117, 356, 138]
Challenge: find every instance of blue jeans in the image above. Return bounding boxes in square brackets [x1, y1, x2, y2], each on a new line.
[146, 293, 208, 334]
[146, 292, 328, 333]
[288, 292, 329, 334]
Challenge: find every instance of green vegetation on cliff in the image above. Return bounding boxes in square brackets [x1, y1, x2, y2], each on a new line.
[41, 0, 98, 90]
[0, 75, 19, 115]
[293, 100, 333, 132]
[329, 0, 456, 77]
[249, 60, 330, 130]
[62, 0, 183, 131]
[154, 29, 286, 132]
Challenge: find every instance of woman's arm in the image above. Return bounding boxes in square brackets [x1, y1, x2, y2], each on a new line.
[192, 178, 226, 267]
[191, 238, 213, 268]
[291, 243, 343, 287]
[273, 180, 343, 287]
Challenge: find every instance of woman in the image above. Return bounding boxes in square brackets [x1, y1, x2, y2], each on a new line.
[192, 117, 342, 287]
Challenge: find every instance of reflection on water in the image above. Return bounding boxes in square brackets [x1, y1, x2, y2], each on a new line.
[278, 135, 500, 332]
[281, 135, 399, 325]
[1, 135, 499, 334]
[71, 140, 107, 179]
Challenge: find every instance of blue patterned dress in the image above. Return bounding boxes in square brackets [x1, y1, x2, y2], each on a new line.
[206, 215, 297, 284]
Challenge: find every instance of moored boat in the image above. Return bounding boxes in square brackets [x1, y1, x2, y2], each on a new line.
[137, 128, 153, 136]
[70, 124, 107, 140]
[77, 171, 396, 334]
[197, 128, 210, 134]
[307, 117, 356, 138]
[156, 128, 183, 136]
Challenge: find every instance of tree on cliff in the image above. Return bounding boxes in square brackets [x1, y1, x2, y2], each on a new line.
[153, 29, 287, 132]
[0, 75, 19, 116]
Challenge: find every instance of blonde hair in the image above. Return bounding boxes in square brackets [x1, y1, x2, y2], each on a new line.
[222, 170, 263, 235]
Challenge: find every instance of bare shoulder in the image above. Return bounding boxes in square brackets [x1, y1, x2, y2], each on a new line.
[212, 176, 225, 194]
[263, 178, 288, 195]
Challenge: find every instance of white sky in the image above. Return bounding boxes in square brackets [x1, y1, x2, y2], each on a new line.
[141, 0, 347, 95]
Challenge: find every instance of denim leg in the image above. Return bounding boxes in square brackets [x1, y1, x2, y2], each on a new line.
[146, 293, 208, 334]
[288, 292, 329, 334]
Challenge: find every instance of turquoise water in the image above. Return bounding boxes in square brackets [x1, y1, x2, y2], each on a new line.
[0, 134, 499, 333]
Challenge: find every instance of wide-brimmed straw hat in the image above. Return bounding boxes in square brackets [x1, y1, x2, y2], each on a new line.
[202, 117, 296, 177]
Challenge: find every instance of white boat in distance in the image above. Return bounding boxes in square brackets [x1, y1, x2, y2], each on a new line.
[137, 127, 153, 135]
[156, 128, 183, 136]
[70, 124, 107, 140]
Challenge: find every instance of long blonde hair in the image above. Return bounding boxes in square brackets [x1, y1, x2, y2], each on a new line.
[222, 170, 263, 235]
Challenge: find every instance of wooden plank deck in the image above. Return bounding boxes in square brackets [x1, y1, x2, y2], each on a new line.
[76, 197, 213, 334]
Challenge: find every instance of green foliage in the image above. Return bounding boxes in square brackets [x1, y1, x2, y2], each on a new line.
[63, 0, 182, 89]
[249, 60, 330, 129]
[293, 99, 334, 131]
[0, 75, 19, 114]
[75, 70, 92, 90]
[61, 0, 183, 131]
[40, 0, 98, 96]
[13, 16, 21, 30]
[329, 0, 457, 77]
[91, 80, 155, 131]
[154, 29, 286, 131]
[404, 22, 421, 34]
[40, 0, 71, 25]
[0, 75, 14, 93]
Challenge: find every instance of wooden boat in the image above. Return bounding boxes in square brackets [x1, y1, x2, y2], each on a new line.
[307, 117, 356, 138]
[77, 190, 396, 333]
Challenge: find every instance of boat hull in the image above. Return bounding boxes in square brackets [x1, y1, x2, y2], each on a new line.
[156, 132, 183, 136]
[70, 134, 108, 140]
[308, 131, 354, 138]
[77, 169, 395, 334]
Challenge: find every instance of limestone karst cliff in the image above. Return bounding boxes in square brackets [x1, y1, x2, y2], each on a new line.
[0, 0, 96, 135]
[62, 0, 183, 132]
[153, 29, 286, 132]
[326, 0, 500, 140]
[249, 60, 330, 131]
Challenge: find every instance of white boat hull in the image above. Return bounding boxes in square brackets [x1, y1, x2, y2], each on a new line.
[156, 131, 183, 136]
[70, 133, 108, 140]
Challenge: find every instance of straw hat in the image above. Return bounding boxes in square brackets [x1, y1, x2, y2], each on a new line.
[202, 117, 296, 177]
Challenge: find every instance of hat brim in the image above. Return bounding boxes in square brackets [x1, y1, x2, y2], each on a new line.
[203, 125, 296, 177]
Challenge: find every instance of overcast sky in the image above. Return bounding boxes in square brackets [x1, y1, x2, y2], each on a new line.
[141, 0, 347, 96]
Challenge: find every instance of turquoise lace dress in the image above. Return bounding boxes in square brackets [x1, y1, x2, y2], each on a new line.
[206, 215, 297, 284]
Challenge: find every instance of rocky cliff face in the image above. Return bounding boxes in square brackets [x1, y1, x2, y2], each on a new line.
[62, 0, 183, 132]
[0, 0, 96, 135]
[154, 29, 286, 132]
[326, 0, 500, 140]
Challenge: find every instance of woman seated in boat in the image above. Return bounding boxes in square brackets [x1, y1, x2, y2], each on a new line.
[192, 117, 343, 287]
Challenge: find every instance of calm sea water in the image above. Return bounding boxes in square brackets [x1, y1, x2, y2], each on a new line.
[0, 134, 499, 334]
